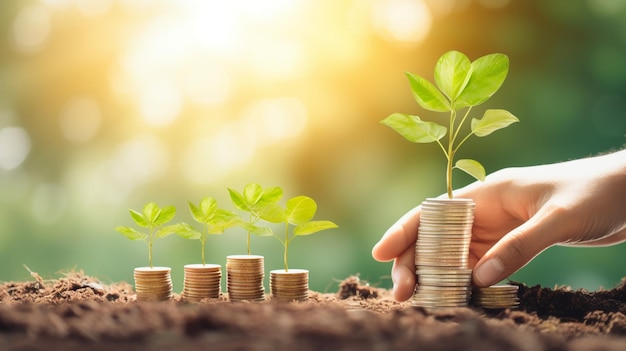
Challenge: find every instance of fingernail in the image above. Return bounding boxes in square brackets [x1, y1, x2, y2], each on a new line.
[474, 258, 504, 286]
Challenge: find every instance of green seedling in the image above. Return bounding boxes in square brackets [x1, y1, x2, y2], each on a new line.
[262, 195, 338, 271]
[228, 183, 282, 254]
[381, 50, 519, 198]
[115, 202, 184, 268]
[177, 197, 242, 265]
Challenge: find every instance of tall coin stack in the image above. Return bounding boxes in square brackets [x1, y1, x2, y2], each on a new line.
[471, 284, 519, 309]
[414, 198, 475, 309]
[134, 267, 173, 302]
[226, 255, 266, 302]
[270, 269, 309, 302]
[182, 264, 222, 302]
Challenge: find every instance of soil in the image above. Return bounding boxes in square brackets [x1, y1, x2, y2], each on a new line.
[0, 271, 625, 351]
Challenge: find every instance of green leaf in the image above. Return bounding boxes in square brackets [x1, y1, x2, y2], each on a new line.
[456, 53, 509, 108]
[286, 196, 316, 225]
[156, 223, 184, 238]
[243, 183, 263, 205]
[405, 72, 451, 112]
[116, 226, 146, 241]
[129, 209, 148, 228]
[294, 220, 338, 236]
[188, 201, 204, 223]
[434, 50, 471, 102]
[259, 203, 286, 223]
[200, 197, 217, 218]
[205, 212, 241, 234]
[142, 202, 160, 224]
[259, 186, 283, 206]
[455, 159, 486, 181]
[228, 188, 251, 212]
[381, 113, 446, 143]
[153, 205, 176, 226]
[172, 223, 202, 240]
[471, 109, 519, 137]
[239, 222, 272, 236]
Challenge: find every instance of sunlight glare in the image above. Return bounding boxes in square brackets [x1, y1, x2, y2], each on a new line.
[74, 0, 113, 17]
[373, 0, 432, 43]
[139, 80, 183, 127]
[12, 4, 51, 53]
[241, 98, 307, 144]
[250, 39, 306, 79]
[108, 135, 170, 190]
[0, 127, 31, 170]
[59, 96, 102, 143]
[184, 64, 231, 106]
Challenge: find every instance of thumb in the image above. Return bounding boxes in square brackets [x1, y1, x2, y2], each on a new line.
[472, 206, 565, 287]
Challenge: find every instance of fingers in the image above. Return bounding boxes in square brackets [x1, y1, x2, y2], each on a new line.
[391, 244, 416, 301]
[372, 205, 421, 262]
[472, 205, 565, 287]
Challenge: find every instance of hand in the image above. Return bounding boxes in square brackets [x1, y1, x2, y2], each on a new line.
[372, 150, 626, 301]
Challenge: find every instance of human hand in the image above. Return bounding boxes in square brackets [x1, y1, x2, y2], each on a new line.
[372, 150, 626, 301]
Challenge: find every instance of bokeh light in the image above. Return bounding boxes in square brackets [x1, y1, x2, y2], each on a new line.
[0, 0, 624, 293]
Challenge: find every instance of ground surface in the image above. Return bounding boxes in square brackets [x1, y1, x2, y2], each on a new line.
[0, 272, 625, 350]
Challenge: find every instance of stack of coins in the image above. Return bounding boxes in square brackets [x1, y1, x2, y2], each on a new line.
[414, 198, 475, 309]
[270, 269, 309, 302]
[226, 255, 265, 302]
[182, 264, 222, 302]
[133, 267, 172, 302]
[471, 284, 519, 309]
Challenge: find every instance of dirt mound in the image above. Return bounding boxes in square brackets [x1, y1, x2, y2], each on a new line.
[0, 272, 624, 350]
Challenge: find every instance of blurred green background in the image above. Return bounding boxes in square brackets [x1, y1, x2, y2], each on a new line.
[1, 0, 624, 294]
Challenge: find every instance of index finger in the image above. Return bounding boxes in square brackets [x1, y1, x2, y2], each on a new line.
[372, 205, 421, 262]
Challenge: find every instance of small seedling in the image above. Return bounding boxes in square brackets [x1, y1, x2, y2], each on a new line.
[262, 195, 338, 271]
[228, 183, 282, 254]
[115, 202, 184, 268]
[178, 197, 241, 265]
[381, 50, 519, 198]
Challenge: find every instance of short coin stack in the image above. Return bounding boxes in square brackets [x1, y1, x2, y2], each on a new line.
[270, 269, 309, 302]
[471, 284, 519, 309]
[226, 255, 266, 302]
[414, 198, 475, 309]
[134, 267, 173, 302]
[182, 264, 222, 302]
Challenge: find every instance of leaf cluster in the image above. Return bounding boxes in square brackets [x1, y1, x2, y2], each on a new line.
[381, 50, 519, 197]
[228, 183, 283, 237]
[115, 203, 183, 241]
[115, 202, 186, 268]
[115, 184, 338, 270]
[261, 195, 338, 271]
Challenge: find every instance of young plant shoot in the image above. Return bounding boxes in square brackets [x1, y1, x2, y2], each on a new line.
[262, 195, 338, 271]
[228, 183, 282, 254]
[178, 197, 242, 265]
[381, 50, 519, 198]
[115, 202, 184, 268]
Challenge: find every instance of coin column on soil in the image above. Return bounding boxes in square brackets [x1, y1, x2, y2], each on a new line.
[471, 284, 520, 309]
[226, 255, 266, 302]
[133, 267, 173, 302]
[414, 198, 475, 309]
[270, 269, 309, 302]
[182, 264, 222, 302]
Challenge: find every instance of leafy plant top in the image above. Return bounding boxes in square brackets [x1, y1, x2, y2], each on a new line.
[115, 202, 184, 268]
[261, 195, 338, 271]
[176, 197, 242, 265]
[381, 50, 519, 198]
[228, 183, 282, 254]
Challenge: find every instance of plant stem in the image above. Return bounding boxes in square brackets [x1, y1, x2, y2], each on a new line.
[284, 222, 289, 272]
[446, 109, 456, 199]
[148, 228, 154, 269]
[247, 213, 252, 255]
[201, 234, 206, 266]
